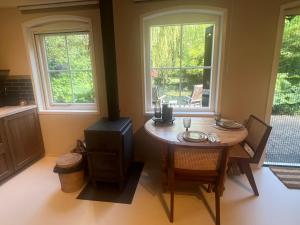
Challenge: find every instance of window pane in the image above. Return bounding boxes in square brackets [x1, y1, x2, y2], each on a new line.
[182, 24, 214, 67]
[150, 25, 181, 68]
[72, 71, 95, 103]
[44, 35, 68, 70]
[42, 32, 96, 106]
[67, 33, 92, 70]
[50, 72, 72, 103]
[152, 69, 180, 104]
[152, 68, 209, 107]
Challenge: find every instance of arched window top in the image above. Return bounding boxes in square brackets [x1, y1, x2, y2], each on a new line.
[23, 15, 92, 34]
[142, 6, 226, 25]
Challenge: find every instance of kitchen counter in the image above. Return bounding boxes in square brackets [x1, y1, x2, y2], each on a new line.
[0, 105, 37, 119]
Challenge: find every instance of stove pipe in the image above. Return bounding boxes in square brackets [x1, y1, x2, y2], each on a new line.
[99, 0, 120, 121]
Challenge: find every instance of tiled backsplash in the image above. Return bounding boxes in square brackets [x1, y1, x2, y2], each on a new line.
[0, 76, 35, 106]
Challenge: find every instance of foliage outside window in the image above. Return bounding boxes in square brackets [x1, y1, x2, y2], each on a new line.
[36, 32, 96, 110]
[143, 11, 222, 113]
[273, 15, 300, 115]
[44, 33, 95, 104]
[151, 24, 213, 106]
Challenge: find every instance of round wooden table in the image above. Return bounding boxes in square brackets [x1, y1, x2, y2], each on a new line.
[145, 117, 248, 187]
[144, 117, 248, 146]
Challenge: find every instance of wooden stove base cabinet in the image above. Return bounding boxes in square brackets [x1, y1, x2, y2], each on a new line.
[84, 118, 133, 188]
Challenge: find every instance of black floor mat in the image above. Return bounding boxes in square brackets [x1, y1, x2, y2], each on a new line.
[77, 162, 144, 204]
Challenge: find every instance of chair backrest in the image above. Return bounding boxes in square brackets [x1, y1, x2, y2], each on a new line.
[170, 144, 229, 191]
[245, 115, 272, 163]
[191, 84, 203, 104]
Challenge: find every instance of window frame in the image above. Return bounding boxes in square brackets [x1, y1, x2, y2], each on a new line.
[22, 16, 99, 113]
[141, 7, 226, 115]
[35, 31, 96, 110]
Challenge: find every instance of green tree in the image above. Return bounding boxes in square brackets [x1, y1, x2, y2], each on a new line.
[44, 33, 95, 104]
[273, 16, 300, 115]
[150, 23, 211, 105]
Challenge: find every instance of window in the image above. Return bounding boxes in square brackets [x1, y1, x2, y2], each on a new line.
[23, 16, 98, 112]
[142, 9, 225, 114]
[35, 32, 96, 110]
[36, 32, 95, 110]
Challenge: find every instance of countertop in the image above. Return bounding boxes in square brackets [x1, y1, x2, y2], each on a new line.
[0, 105, 37, 118]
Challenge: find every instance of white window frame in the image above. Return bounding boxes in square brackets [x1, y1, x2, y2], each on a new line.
[23, 15, 99, 113]
[141, 7, 227, 115]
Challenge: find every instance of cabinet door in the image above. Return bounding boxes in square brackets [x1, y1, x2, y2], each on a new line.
[0, 120, 14, 182]
[4, 109, 44, 171]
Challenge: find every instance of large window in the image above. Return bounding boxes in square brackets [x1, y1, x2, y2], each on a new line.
[23, 16, 98, 112]
[143, 10, 224, 114]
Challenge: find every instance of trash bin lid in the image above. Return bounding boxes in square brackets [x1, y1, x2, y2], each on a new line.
[56, 153, 82, 169]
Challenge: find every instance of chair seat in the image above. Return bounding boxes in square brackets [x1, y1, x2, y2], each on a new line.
[229, 144, 251, 160]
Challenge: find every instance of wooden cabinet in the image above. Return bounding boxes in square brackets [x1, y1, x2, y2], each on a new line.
[0, 108, 44, 183]
[0, 120, 14, 181]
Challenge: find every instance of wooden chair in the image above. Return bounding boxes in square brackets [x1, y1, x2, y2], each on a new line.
[228, 115, 272, 196]
[183, 84, 203, 105]
[168, 144, 229, 225]
[190, 84, 203, 104]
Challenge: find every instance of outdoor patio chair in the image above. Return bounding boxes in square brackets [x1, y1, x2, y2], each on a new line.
[168, 144, 229, 225]
[228, 115, 272, 196]
[183, 84, 203, 105]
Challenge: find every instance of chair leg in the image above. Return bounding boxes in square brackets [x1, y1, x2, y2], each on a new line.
[170, 181, 174, 223]
[237, 162, 245, 174]
[226, 161, 232, 174]
[239, 162, 259, 196]
[215, 191, 220, 225]
[207, 184, 212, 193]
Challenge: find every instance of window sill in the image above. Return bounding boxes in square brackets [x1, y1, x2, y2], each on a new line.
[38, 109, 100, 115]
[145, 111, 216, 117]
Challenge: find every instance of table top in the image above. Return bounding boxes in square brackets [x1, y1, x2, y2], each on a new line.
[144, 117, 248, 146]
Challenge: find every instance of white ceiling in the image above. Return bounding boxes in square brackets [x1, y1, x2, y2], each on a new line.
[0, 0, 90, 8]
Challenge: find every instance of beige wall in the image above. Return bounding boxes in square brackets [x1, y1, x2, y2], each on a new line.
[221, 0, 280, 121]
[39, 113, 99, 156]
[0, 0, 284, 157]
[114, 0, 281, 127]
[112, 0, 282, 161]
[0, 7, 107, 156]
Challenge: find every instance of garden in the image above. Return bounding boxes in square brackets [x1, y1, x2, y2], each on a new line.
[273, 15, 300, 115]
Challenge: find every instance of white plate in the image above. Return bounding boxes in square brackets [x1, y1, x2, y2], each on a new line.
[183, 131, 207, 142]
[216, 120, 243, 129]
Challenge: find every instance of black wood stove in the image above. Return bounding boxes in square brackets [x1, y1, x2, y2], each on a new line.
[84, 0, 133, 188]
[85, 118, 133, 188]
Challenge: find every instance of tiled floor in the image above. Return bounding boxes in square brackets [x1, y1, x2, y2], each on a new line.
[266, 115, 300, 165]
[0, 157, 299, 225]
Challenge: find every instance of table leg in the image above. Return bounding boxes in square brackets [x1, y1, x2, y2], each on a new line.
[161, 142, 169, 191]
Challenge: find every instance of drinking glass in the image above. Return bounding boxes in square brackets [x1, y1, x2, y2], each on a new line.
[183, 118, 191, 132]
